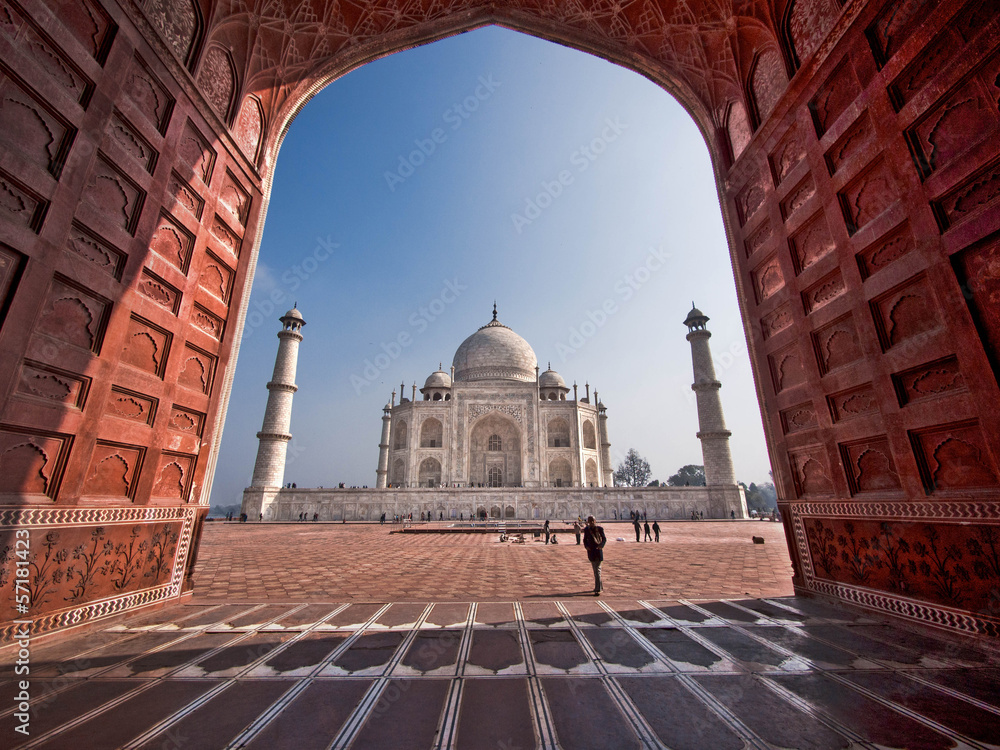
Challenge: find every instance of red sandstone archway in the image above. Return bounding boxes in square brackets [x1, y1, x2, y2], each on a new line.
[0, 0, 998, 641]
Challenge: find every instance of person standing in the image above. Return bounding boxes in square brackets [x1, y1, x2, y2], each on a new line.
[652, 520, 660, 542]
[573, 520, 582, 545]
[583, 516, 606, 595]
[643, 520, 652, 542]
[544, 519, 550, 544]
[633, 517, 641, 542]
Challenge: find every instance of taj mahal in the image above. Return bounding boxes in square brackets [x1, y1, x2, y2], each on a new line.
[378, 304, 612, 491]
[241, 304, 748, 522]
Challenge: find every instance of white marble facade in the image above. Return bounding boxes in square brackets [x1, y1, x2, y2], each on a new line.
[243, 485, 747, 522]
[377, 307, 612, 490]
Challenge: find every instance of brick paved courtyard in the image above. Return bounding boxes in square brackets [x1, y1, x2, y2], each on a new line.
[191, 520, 795, 602]
[3, 520, 999, 749]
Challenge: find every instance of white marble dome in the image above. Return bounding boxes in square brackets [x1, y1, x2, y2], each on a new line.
[538, 366, 566, 389]
[453, 311, 537, 382]
[281, 305, 305, 322]
[424, 366, 451, 389]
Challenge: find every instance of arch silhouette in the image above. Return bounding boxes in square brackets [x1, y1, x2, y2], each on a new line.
[2, 0, 997, 640]
[201, 10, 1000, 636]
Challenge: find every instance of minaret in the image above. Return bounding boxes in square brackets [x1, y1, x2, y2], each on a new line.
[376, 400, 392, 488]
[598, 400, 613, 487]
[684, 303, 736, 485]
[250, 305, 306, 488]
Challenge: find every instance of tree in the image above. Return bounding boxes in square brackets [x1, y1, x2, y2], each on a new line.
[614, 449, 652, 487]
[741, 481, 778, 512]
[209, 503, 242, 518]
[667, 464, 706, 486]
[758, 482, 778, 509]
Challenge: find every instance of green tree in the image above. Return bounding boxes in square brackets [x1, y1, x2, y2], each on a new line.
[614, 449, 652, 487]
[741, 482, 778, 512]
[667, 464, 706, 486]
[758, 482, 778, 509]
[741, 482, 765, 512]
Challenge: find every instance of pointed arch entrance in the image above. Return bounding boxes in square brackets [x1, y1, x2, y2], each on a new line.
[0, 0, 997, 641]
[469, 414, 522, 488]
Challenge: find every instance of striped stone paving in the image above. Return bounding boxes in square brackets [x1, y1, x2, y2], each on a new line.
[2, 522, 998, 748]
[2, 596, 999, 749]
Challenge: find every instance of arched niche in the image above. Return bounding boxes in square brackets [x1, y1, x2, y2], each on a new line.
[418, 457, 441, 487]
[420, 418, 443, 448]
[468, 414, 521, 487]
[393, 421, 407, 449]
[549, 458, 572, 488]
[547, 417, 570, 448]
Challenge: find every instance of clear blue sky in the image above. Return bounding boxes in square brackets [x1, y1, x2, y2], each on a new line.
[210, 26, 772, 505]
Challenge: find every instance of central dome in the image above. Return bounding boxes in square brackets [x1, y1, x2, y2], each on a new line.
[452, 307, 537, 382]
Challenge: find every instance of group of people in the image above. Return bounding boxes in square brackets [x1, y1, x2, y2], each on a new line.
[633, 517, 661, 542]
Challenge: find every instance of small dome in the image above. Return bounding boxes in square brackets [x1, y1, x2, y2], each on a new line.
[683, 302, 708, 328]
[281, 305, 305, 322]
[539, 364, 566, 389]
[452, 306, 537, 382]
[424, 365, 451, 389]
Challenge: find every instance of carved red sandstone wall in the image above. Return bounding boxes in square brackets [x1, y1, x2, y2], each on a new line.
[0, 0, 998, 640]
[0, 0, 249, 638]
[745, 0, 1000, 636]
